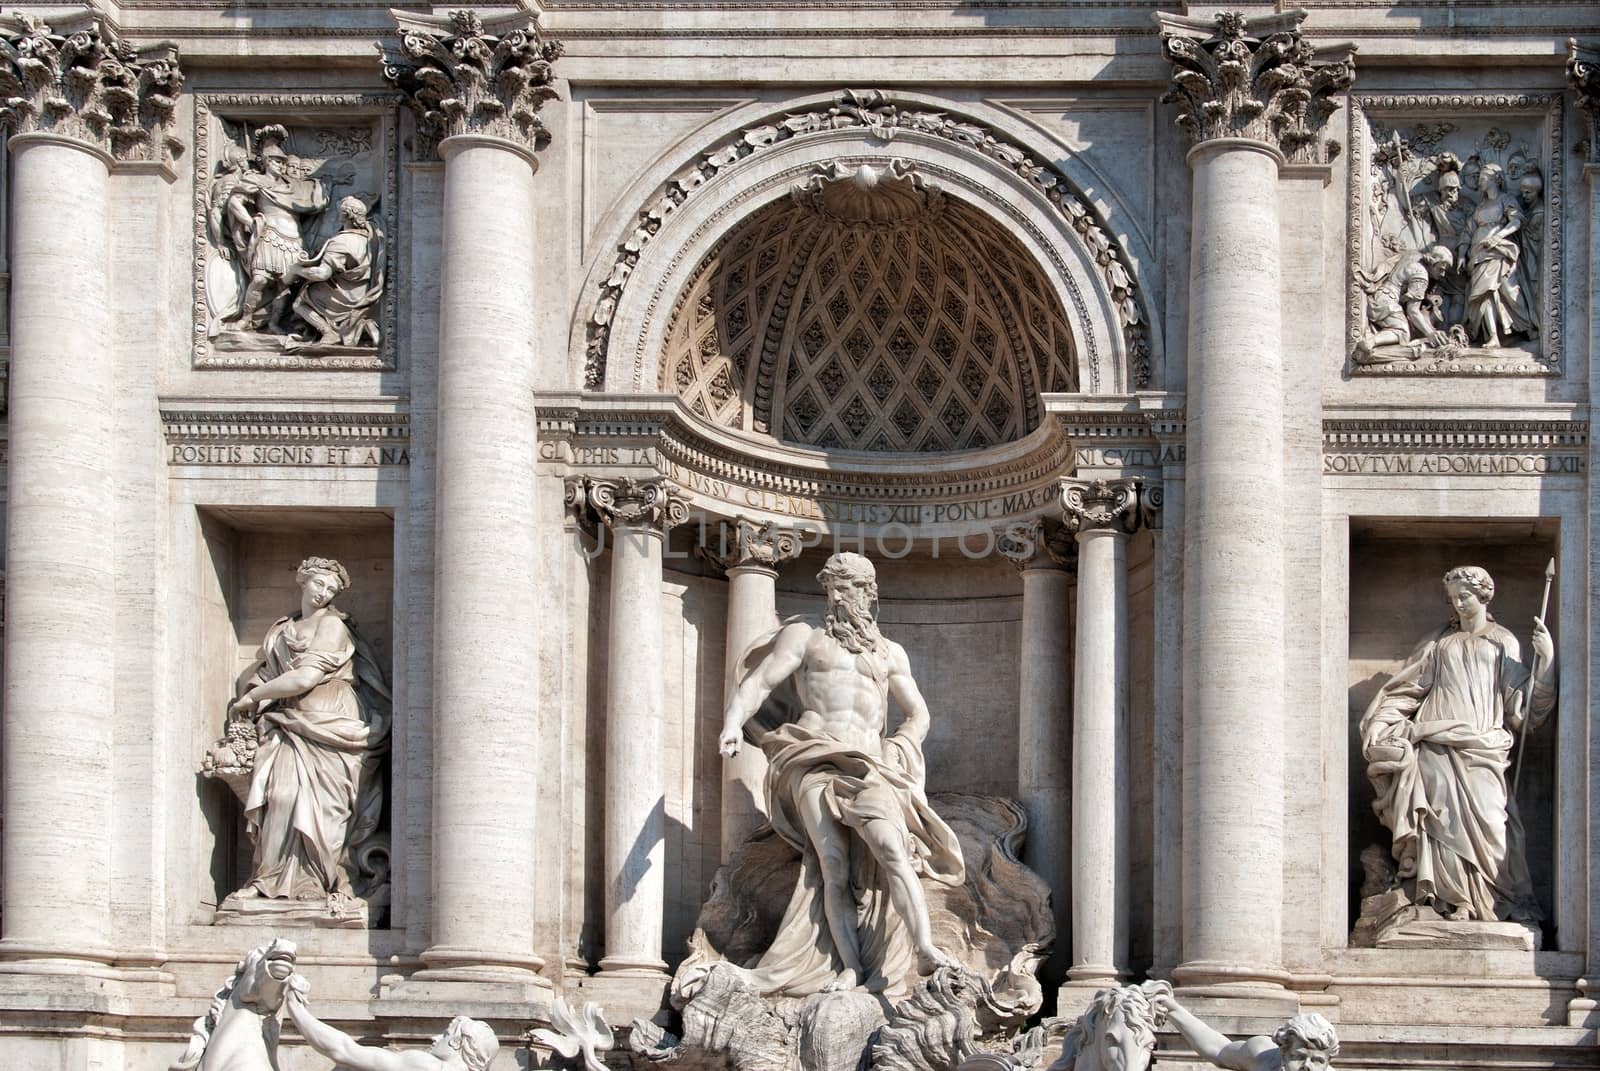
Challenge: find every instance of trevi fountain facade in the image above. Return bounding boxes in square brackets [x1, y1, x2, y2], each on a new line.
[0, 2, 1598, 1069]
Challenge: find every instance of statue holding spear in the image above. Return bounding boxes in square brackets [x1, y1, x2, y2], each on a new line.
[1359, 563, 1555, 926]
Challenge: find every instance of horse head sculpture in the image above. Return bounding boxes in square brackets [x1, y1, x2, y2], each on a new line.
[1047, 980, 1170, 1071]
[170, 938, 299, 1071]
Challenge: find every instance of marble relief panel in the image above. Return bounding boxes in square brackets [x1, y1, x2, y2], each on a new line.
[192, 94, 399, 370]
[1347, 94, 1563, 377]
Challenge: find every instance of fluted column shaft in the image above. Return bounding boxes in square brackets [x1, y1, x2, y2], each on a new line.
[603, 521, 668, 973]
[1178, 138, 1287, 988]
[1015, 557, 1073, 982]
[424, 133, 544, 981]
[580, 478, 687, 975]
[723, 563, 778, 858]
[1, 133, 115, 961]
[717, 520, 799, 860]
[1060, 480, 1138, 992]
[1158, 8, 1351, 996]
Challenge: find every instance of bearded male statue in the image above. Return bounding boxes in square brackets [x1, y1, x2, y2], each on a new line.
[718, 551, 964, 997]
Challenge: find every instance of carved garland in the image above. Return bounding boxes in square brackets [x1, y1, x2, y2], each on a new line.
[190, 94, 401, 371]
[584, 89, 1154, 391]
[1345, 93, 1564, 378]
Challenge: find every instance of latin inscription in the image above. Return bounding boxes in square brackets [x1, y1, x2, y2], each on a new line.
[169, 443, 410, 467]
[1322, 453, 1583, 476]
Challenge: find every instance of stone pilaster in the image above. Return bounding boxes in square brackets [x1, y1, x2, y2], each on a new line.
[0, 12, 182, 969]
[706, 520, 801, 861]
[1157, 8, 1350, 1005]
[998, 518, 1076, 987]
[1058, 479, 1142, 999]
[382, 9, 559, 991]
[571, 477, 691, 976]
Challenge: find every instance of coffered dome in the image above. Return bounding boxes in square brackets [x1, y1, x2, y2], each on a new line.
[661, 165, 1078, 453]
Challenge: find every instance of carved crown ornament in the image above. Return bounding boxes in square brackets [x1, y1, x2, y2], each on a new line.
[379, 9, 563, 159]
[1060, 476, 1150, 535]
[0, 11, 184, 165]
[566, 476, 692, 534]
[998, 517, 1077, 571]
[1156, 9, 1355, 164]
[584, 88, 1154, 392]
[700, 518, 804, 573]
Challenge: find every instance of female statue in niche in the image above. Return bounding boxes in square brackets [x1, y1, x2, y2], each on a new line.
[1461, 163, 1530, 348]
[1359, 566, 1554, 926]
[203, 557, 391, 921]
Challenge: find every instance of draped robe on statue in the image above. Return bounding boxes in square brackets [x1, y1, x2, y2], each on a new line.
[241, 611, 390, 900]
[1359, 619, 1552, 923]
[729, 623, 964, 999]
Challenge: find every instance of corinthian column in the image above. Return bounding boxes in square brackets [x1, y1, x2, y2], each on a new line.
[1156, 9, 1352, 1002]
[1059, 479, 1142, 998]
[710, 520, 800, 860]
[0, 13, 182, 968]
[383, 10, 562, 988]
[571, 477, 690, 975]
[999, 520, 1076, 987]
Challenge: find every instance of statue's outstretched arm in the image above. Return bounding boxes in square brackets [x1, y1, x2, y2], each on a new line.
[285, 987, 433, 1071]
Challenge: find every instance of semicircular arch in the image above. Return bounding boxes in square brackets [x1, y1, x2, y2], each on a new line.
[575, 89, 1162, 396]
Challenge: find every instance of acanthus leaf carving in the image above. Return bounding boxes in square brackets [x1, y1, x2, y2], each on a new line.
[379, 9, 563, 160]
[1156, 10, 1354, 164]
[585, 89, 1154, 392]
[0, 12, 185, 164]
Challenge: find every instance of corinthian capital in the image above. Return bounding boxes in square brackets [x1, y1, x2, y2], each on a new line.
[0, 11, 184, 163]
[380, 9, 563, 159]
[1568, 39, 1600, 114]
[567, 476, 691, 533]
[1156, 10, 1354, 163]
[1061, 477, 1143, 536]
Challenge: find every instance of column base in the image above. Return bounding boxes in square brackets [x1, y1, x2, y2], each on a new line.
[1171, 959, 1299, 1019]
[1057, 967, 1130, 1017]
[575, 966, 672, 1023]
[597, 953, 670, 976]
[381, 944, 554, 1013]
[380, 963, 553, 1020]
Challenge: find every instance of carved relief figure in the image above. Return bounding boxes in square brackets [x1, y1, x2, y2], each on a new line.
[202, 557, 391, 923]
[1359, 566, 1554, 927]
[285, 977, 498, 1071]
[169, 938, 299, 1071]
[203, 122, 382, 354]
[719, 552, 964, 995]
[1354, 245, 1455, 363]
[285, 196, 385, 347]
[1461, 163, 1528, 347]
[1154, 994, 1339, 1071]
[1354, 121, 1547, 367]
[1512, 167, 1545, 338]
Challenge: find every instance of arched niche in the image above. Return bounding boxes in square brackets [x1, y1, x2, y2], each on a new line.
[579, 90, 1161, 401]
